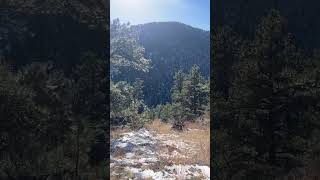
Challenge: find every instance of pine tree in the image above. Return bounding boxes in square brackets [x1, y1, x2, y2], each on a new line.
[70, 52, 108, 178]
[181, 65, 209, 118]
[110, 78, 148, 128]
[171, 70, 185, 103]
[110, 19, 150, 79]
[169, 65, 209, 130]
[212, 26, 242, 99]
[213, 10, 320, 179]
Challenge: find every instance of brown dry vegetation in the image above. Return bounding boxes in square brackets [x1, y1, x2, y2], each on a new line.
[145, 119, 210, 166]
[110, 127, 131, 140]
[144, 119, 172, 134]
[110, 119, 210, 179]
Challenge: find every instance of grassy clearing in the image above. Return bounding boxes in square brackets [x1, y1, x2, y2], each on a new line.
[110, 118, 210, 179]
[145, 119, 210, 166]
[144, 118, 172, 134]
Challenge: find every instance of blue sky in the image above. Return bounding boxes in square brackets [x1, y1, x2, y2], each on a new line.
[110, 0, 210, 30]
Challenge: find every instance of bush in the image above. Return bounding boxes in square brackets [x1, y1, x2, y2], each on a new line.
[151, 103, 189, 131]
[152, 104, 174, 123]
[111, 80, 151, 129]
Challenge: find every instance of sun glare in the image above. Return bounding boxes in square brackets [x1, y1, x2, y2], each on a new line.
[111, 0, 210, 30]
[111, 0, 152, 24]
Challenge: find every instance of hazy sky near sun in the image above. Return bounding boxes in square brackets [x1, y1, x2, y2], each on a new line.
[110, 0, 210, 30]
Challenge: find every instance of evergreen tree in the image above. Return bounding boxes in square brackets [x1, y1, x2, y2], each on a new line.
[110, 19, 150, 79]
[212, 26, 242, 99]
[171, 70, 185, 103]
[0, 62, 43, 178]
[169, 65, 209, 130]
[181, 65, 209, 118]
[70, 52, 108, 178]
[110, 79, 148, 128]
[213, 10, 320, 179]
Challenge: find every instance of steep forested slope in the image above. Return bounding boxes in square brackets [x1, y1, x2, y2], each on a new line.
[0, 0, 107, 25]
[214, 0, 320, 49]
[0, 1, 107, 73]
[114, 22, 210, 106]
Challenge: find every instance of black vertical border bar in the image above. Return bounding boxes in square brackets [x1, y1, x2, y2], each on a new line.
[105, 0, 111, 179]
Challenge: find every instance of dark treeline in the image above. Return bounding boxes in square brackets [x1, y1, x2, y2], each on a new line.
[0, 1, 108, 179]
[212, 9, 320, 179]
[214, 0, 320, 50]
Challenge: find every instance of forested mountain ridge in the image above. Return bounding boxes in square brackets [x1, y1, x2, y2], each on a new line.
[214, 0, 320, 49]
[0, 0, 107, 26]
[110, 19, 209, 130]
[113, 21, 210, 106]
[110, 19, 210, 178]
[0, 2, 107, 73]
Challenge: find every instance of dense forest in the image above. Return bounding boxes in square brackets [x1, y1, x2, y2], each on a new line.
[214, 0, 320, 49]
[112, 21, 210, 106]
[4, 0, 320, 179]
[110, 19, 210, 130]
[0, 1, 108, 179]
[110, 18, 210, 179]
[212, 8, 320, 179]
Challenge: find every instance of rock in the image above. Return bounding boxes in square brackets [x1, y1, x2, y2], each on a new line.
[111, 128, 210, 179]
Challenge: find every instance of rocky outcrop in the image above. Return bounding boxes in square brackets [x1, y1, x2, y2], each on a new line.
[110, 128, 210, 179]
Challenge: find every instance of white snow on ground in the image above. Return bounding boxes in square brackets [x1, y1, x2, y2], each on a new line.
[110, 128, 210, 180]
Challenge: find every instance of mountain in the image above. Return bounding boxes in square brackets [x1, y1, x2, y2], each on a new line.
[0, 3, 107, 73]
[0, 0, 107, 26]
[214, 0, 320, 50]
[116, 22, 210, 106]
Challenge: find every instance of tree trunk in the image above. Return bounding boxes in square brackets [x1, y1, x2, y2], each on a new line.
[75, 122, 80, 180]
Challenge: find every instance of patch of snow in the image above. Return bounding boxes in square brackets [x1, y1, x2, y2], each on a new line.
[111, 128, 210, 179]
[196, 164, 210, 178]
[125, 167, 176, 180]
[114, 142, 128, 148]
[140, 169, 164, 179]
[138, 157, 158, 163]
[125, 152, 135, 158]
[166, 164, 210, 180]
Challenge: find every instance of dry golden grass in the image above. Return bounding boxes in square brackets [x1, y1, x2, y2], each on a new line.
[145, 119, 210, 166]
[161, 128, 210, 166]
[144, 119, 172, 134]
[181, 126, 210, 166]
[110, 127, 131, 140]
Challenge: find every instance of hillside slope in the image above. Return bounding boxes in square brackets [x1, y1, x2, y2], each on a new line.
[115, 22, 210, 106]
[214, 0, 320, 49]
[0, 3, 107, 73]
